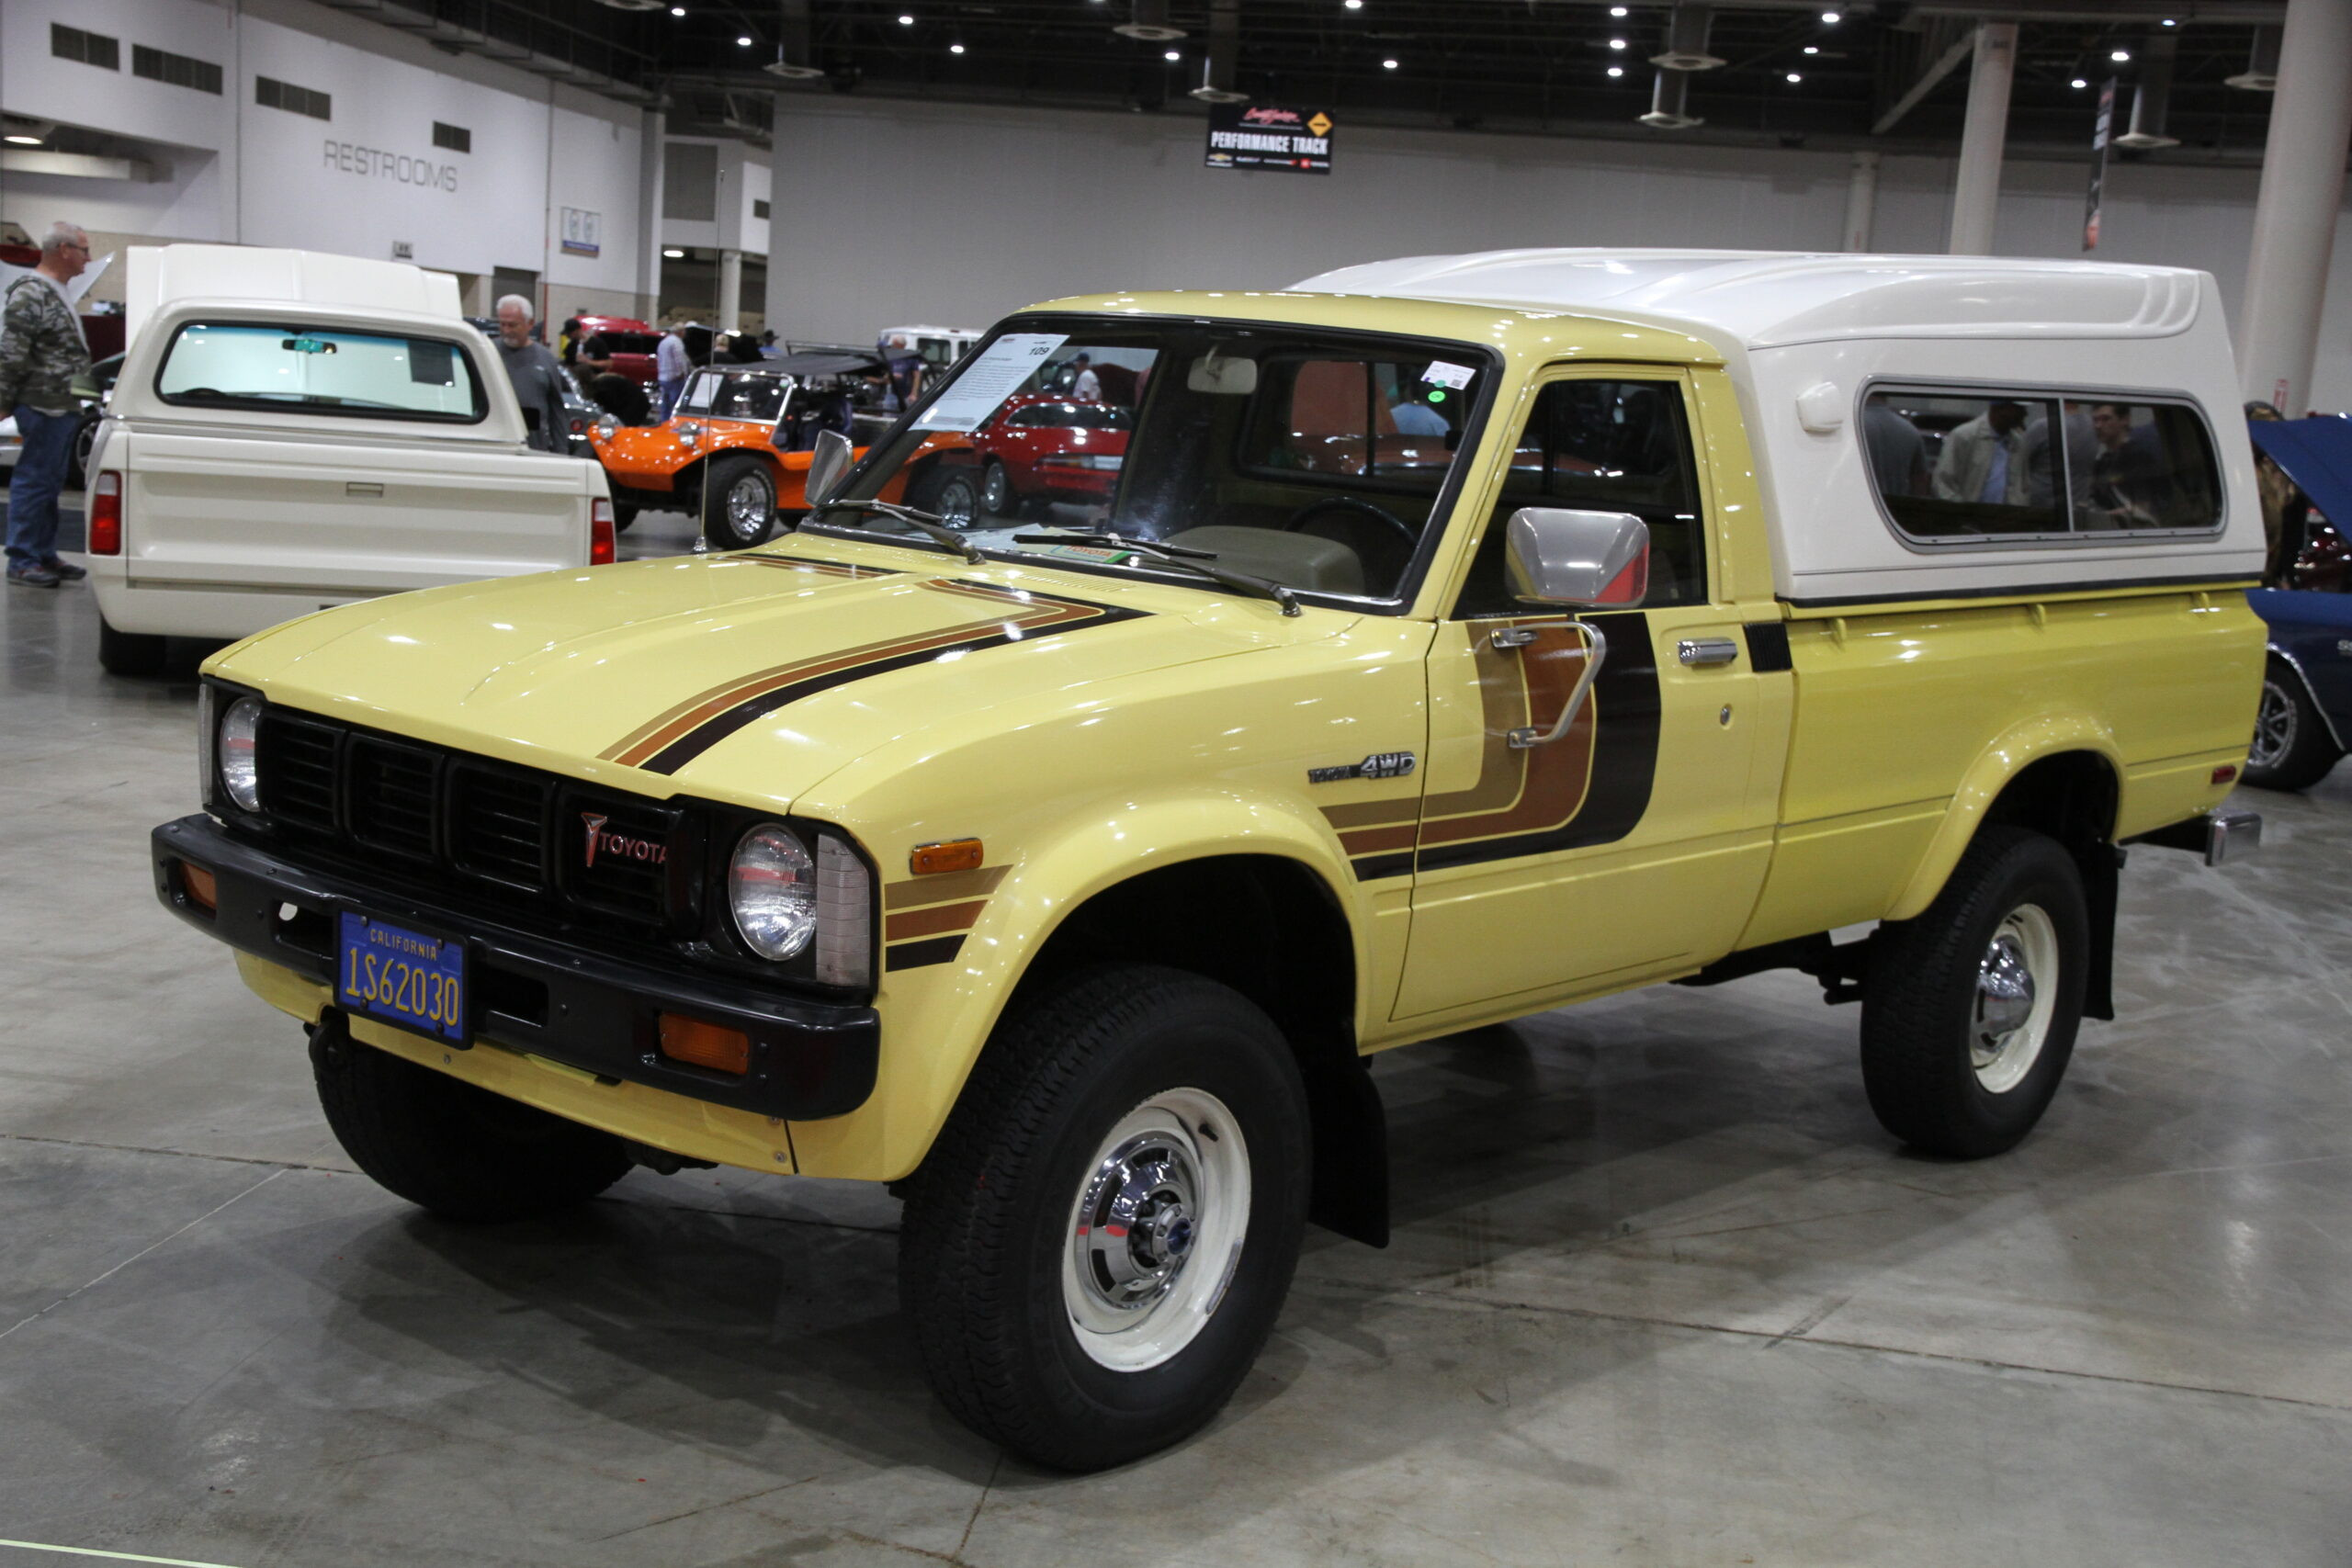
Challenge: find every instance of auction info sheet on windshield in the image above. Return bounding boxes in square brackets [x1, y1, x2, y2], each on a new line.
[913, 333, 1069, 432]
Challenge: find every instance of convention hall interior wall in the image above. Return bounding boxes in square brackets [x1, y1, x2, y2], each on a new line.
[0, 0, 654, 321]
[765, 94, 2352, 409]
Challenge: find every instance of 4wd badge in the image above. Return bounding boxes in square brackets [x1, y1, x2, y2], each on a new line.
[1309, 752, 1417, 784]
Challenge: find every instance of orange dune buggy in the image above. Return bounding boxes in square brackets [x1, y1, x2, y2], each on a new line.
[591, 359, 882, 548]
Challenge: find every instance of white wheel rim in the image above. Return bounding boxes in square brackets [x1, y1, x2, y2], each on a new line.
[2250, 679, 2296, 771]
[1972, 902, 2060, 1094]
[1062, 1088, 1250, 1372]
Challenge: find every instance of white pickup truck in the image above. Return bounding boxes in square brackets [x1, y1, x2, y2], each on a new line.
[85, 245, 612, 675]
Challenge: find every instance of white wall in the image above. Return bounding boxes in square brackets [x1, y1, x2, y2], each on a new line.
[766, 95, 2346, 407]
[1, 0, 651, 320]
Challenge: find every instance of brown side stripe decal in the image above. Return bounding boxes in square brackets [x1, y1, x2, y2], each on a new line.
[601, 581, 1145, 775]
[881, 864, 1012, 973]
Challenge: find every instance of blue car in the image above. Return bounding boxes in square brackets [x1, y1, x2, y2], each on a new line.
[2246, 589, 2352, 790]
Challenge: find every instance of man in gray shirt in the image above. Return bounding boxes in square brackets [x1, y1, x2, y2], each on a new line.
[494, 294, 570, 455]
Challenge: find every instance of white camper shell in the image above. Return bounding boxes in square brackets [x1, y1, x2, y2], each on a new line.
[1293, 249, 2266, 605]
[87, 245, 606, 672]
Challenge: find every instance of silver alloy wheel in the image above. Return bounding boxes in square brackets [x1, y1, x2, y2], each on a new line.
[1972, 902, 2061, 1094]
[981, 462, 1013, 516]
[2250, 677, 2297, 773]
[726, 470, 772, 541]
[935, 475, 979, 528]
[1063, 1088, 1250, 1372]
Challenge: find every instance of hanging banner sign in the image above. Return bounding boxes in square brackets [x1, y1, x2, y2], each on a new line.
[2082, 77, 2115, 252]
[1205, 104, 1334, 175]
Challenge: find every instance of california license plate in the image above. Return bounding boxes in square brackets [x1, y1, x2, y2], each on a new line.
[336, 912, 468, 1044]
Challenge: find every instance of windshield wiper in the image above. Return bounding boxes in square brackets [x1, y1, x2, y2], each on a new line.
[820, 498, 985, 564]
[1012, 531, 1300, 617]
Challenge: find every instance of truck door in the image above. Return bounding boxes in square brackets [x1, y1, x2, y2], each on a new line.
[1394, 368, 1778, 1022]
[121, 320, 583, 606]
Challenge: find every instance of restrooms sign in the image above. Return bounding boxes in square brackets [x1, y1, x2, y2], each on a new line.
[323, 141, 461, 192]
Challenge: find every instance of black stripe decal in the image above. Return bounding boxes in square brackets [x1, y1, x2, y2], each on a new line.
[637, 594, 1147, 775]
[1351, 852, 1418, 883]
[1743, 619, 1792, 673]
[1412, 609, 1661, 874]
[886, 934, 966, 971]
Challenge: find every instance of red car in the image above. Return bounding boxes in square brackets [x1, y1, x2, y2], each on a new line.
[967, 394, 1134, 517]
[568, 314, 663, 386]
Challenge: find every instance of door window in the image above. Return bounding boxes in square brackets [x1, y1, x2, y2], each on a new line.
[1454, 378, 1706, 616]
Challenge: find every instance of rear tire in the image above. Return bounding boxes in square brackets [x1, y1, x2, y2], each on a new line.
[980, 459, 1017, 519]
[1860, 827, 2088, 1158]
[899, 964, 1309, 1472]
[2243, 658, 2342, 791]
[309, 1016, 631, 1223]
[97, 615, 168, 678]
[700, 454, 778, 549]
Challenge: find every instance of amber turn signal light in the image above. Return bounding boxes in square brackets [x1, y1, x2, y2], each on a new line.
[180, 862, 218, 914]
[910, 838, 984, 875]
[658, 1013, 752, 1076]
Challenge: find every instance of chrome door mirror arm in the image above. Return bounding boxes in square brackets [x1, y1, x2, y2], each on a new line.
[1503, 623, 1609, 750]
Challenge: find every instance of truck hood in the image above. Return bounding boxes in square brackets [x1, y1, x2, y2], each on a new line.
[219, 541, 1323, 805]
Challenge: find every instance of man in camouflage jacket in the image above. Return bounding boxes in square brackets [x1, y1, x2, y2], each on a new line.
[2, 222, 95, 587]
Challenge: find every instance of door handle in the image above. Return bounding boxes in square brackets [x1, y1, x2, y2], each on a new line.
[1678, 637, 1739, 667]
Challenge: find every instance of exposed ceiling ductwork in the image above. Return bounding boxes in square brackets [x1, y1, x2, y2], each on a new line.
[1114, 0, 1188, 44]
[2115, 31, 2179, 150]
[1190, 0, 1250, 105]
[1641, 6, 1715, 130]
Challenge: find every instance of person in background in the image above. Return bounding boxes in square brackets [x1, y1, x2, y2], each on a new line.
[656, 326, 691, 421]
[575, 324, 615, 379]
[1932, 399, 2026, 505]
[493, 295, 570, 456]
[559, 310, 586, 366]
[881, 334, 924, 412]
[759, 330, 781, 361]
[2017, 400, 2096, 514]
[1, 220, 95, 589]
[1070, 353, 1102, 402]
[1390, 384, 1449, 436]
[1861, 399, 1928, 499]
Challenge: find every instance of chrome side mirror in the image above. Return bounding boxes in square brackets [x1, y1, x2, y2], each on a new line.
[1494, 508, 1649, 752]
[1504, 508, 1650, 608]
[805, 429, 854, 507]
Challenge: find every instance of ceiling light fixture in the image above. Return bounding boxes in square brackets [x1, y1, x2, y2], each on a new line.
[662, 248, 685, 257]
[1163, 48, 1180, 60]
[2110, 48, 2131, 61]
[1785, 71, 1802, 83]
[1606, 65, 1624, 77]
[1344, 0, 1363, 8]
[4, 133, 44, 145]
[1820, 10, 1840, 22]
[2161, 17, 2177, 25]
[950, 41, 966, 52]
[1113, 0, 1186, 40]
[735, 34, 752, 45]
[1802, 45, 1818, 55]
[899, 12, 913, 22]
[1609, 37, 1627, 50]
[2072, 77, 2088, 87]
[1382, 57, 1398, 68]
[668, 5, 684, 14]
[1610, 4, 1627, 14]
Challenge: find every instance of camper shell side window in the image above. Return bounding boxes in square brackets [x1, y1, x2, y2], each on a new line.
[1860, 382, 2224, 548]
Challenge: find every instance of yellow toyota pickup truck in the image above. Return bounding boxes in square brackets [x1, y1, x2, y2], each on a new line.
[153, 251, 2265, 1471]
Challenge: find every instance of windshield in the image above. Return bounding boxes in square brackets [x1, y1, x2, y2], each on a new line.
[807, 317, 1494, 604]
[678, 369, 793, 423]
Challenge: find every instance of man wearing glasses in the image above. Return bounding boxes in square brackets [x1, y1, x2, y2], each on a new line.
[1, 221, 95, 588]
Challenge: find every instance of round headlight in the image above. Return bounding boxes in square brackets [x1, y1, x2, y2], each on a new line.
[218, 696, 264, 813]
[594, 412, 618, 442]
[729, 823, 816, 960]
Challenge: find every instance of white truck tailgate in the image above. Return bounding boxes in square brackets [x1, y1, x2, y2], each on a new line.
[120, 429, 586, 597]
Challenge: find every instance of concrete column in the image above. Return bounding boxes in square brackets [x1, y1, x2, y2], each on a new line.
[1842, 151, 1881, 253]
[1948, 22, 2017, 255]
[765, 94, 795, 343]
[717, 249, 743, 333]
[2241, 0, 2352, 412]
[636, 107, 666, 322]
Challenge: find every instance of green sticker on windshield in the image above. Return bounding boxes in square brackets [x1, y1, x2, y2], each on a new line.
[281, 336, 337, 355]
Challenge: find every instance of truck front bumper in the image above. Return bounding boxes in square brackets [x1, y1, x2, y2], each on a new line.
[153, 814, 879, 1121]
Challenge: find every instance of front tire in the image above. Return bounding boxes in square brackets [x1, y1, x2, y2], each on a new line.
[97, 615, 168, 678]
[699, 454, 778, 549]
[2244, 658, 2342, 791]
[1860, 827, 2088, 1158]
[979, 459, 1017, 519]
[310, 1017, 631, 1223]
[899, 964, 1309, 1472]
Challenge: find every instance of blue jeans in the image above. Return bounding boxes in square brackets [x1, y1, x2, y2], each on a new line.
[656, 378, 685, 422]
[6, 405, 77, 573]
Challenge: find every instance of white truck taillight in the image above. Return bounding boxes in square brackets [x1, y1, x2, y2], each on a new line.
[591, 498, 616, 565]
[89, 472, 124, 555]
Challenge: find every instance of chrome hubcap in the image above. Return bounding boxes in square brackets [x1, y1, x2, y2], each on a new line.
[2250, 680, 2296, 771]
[727, 475, 768, 532]
[1972, 903, 2059, 1094]
[1062, 1088, 1250, 1371]
[982, 467, 1011, 513]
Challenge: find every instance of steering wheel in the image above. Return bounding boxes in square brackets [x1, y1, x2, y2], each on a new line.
[1280, 496, 1416, 550]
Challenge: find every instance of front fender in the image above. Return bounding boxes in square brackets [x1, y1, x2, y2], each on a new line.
[1883, 714, 2123, 921]
[784, 785, 1367, 1181]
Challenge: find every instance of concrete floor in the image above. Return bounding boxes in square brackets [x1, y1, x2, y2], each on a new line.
[5, 494, 2350, 1566]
